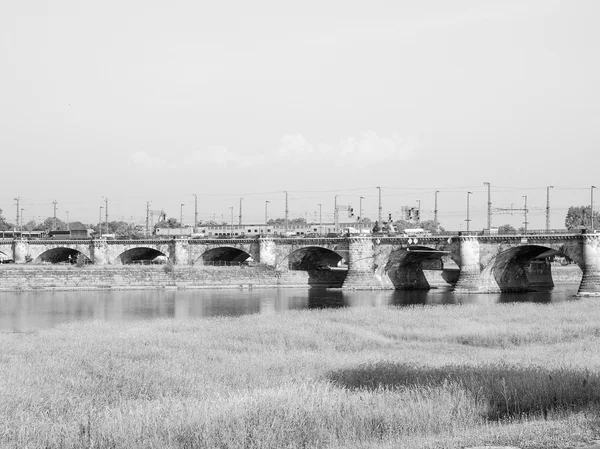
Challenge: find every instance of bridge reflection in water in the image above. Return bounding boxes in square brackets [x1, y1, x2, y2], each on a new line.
[0, 285, 578, 332]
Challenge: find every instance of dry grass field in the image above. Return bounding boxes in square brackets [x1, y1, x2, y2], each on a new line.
[1, 295, 600, 448]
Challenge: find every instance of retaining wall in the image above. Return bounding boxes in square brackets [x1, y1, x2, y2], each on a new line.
[0, 265, 310, 292]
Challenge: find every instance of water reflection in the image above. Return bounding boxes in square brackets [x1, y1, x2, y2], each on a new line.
[0, 285, 578, 331]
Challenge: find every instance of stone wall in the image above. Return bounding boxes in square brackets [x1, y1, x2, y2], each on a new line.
[0, 265, 310, 292]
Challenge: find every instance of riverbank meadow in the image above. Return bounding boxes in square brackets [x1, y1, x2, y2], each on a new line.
[2, 295, 600, 448]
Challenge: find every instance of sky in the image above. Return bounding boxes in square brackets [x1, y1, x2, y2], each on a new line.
[1, 0, 599, 231]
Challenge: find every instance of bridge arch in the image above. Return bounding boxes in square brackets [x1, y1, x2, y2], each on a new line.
[197, 246, 252, 266]
[33, 247, 92, 264]
[385, 245, 447, 290]
[484, 244, 569, 292]
[287, 246, 344, 270]
[114, 247, 168, 265]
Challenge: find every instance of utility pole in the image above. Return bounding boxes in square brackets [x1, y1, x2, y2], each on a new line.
[546, 186, 554, 231]
[239, 198, 243, 226]
[359, 197, 364, 232]
[334, 195, 338, 231]
[434, 191, 439, 232]
[466, 191, 472, 232]
[104, 197, 108, 237]
[229, 206, 234, 236]
[377, 186, 382, 224]
[53, 200, 58, 231]
[194, 194, 198, 233]
[318, 203, 322, 235]
[284, 191, 288, 233]
[99, 206, 103, 237]
[180, 203, 184, 236]
[483, 182, 491, 229]
[265, 201, 270, 227]
[592, 186, 597, 232]
[20, 208, 24, 232]
[146, 201, 150, 237]
[14, 197, 20, 232]
[523, 195, 528, 233]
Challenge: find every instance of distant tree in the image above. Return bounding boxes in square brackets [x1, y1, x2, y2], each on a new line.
[565, 205, 600, 231]
[0, 209, 14, 231]
[419, 220, 445, 234]
[497, 224, 517, 234]
[267, 218, 285, 226]
[155, 218, 182, 229]
[34, 217, 66, 232]
[68, 221, 88, 230]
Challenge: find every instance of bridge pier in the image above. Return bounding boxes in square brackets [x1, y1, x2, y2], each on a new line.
[342, 237, 382, 289]
[13, 239, 28, 264]
[454, 236, 481, 292]
[173, 239, 189, 265]
[91, 239, 108, 265]
[578, 234, 600, 296]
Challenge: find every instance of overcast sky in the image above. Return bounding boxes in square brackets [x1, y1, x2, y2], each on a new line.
[1, 0, 599, 230]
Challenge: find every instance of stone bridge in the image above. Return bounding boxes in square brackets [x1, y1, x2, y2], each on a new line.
[1, 234, 599, 295]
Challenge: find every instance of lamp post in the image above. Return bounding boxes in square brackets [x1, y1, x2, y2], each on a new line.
[66, 211, 69, 232]
[546, 186, 554, 231]
[466, 192, 472, 232]
[20, 208, 24, 232]
[523, 195, 528, 233]
[265, 201, 270, 228]
[99, 206, 103, 237]
[239, 198, 244, 226]
[229, 206, 234, 236]
[359, 196, 364, 232]
[592, 186, 597, 232]
[434, 190, 439, 232]
[483, 181, 491, 229]
[416, 199, 421, 224]
[180, 203, 184, 236]
[318, 203, 322, 235]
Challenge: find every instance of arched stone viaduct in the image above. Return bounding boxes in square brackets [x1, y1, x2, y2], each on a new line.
[1, 234, 599, 295]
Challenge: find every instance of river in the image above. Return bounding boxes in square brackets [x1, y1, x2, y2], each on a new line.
[0, 285, 580, 332]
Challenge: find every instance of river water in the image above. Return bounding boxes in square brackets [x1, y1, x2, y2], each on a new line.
[0, 285, 580, 332]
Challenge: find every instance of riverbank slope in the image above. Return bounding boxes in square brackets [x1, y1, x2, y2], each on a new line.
[2, 298, 600, 448]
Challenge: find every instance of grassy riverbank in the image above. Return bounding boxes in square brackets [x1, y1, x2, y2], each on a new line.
[2, 297, 600, 448]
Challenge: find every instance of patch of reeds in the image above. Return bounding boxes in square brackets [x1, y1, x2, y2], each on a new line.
[329, 362, 600, 420]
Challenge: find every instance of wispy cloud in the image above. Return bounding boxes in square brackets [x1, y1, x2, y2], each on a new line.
[129, 151, 170, 170]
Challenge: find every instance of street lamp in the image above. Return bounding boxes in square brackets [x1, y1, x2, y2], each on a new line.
[318, 203, 322, 235]
[592, 186, 597, 232]
[466, 192, 472, 232]
[99, 206, 103, 237]
[434, 191, 439, 232]
[265, 201, 270, 228]
[20, 208, 24, 232]
[523, 195, 528, 233]
[359, 197, 364, 232]
[229, 206, 234, 236]
[66, 211, 70, 232]
[483, 182, 491, 229]
[546, 186, 554, 231]
[180, 203, 184, 236]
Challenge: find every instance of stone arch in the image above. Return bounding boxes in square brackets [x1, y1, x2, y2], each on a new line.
[33, 247, 92, 264]
[484, 245, 567, 292]
[385, 245, 446, 290]
[197, 246, 252, 266]
[287, 246, 344, 270]
[115, 247, 168, 265]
